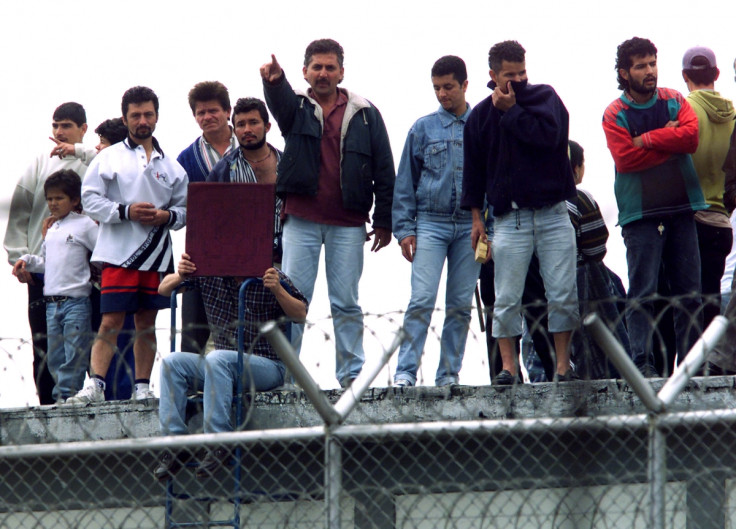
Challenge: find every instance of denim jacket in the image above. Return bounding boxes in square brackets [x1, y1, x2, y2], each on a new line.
[392, 105, 472, 242]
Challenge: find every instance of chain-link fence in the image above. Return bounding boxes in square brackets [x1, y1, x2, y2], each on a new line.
[1, 296, 736, 528]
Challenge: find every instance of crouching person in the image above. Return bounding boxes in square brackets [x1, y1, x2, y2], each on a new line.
[154, 253, 307, 480]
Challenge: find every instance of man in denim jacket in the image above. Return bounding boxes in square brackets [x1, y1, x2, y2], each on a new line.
[260, 39, 395, 388]
[392, 56, 479, 387]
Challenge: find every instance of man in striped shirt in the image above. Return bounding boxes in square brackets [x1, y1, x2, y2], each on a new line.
[207, 97, 283, 264]
[177, 82, 240, 355]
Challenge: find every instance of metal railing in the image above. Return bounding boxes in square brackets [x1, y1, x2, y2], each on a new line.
[0, 300, 735, 528]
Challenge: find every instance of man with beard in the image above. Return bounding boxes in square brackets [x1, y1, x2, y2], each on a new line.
[177, 82, 238, 354]
[67, 86, 188, 404]
[207, 97, 283, 264]
[602, 37, 705, 377]
[461, 40, 579, 384]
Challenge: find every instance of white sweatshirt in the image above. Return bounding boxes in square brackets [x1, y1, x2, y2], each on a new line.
[20, 212, 98, 297]
[82, 138, 187, 272]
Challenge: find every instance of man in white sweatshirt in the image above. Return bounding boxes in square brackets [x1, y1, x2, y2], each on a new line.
[4, 102, 95, 405]
[67, 87, 188, 405]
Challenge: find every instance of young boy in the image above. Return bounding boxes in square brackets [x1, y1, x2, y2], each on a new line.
[13, 170, 99, 403]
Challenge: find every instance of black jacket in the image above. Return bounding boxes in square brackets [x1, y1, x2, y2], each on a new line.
[461, 80, 576, 217]
[263, 74, 395, 229]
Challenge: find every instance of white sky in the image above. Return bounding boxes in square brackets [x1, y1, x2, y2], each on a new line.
[1, 0, 735, 407]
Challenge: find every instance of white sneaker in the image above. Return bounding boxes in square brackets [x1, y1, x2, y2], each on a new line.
[134, 388, 156, 401]
[65, 381, 105, 406]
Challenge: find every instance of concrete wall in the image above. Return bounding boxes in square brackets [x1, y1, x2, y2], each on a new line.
[2, 377, 736, 528]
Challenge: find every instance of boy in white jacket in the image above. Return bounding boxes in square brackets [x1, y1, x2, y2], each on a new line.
[13, 170, 98, 402]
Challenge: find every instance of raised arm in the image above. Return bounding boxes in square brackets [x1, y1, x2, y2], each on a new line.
[261, 55, 300, 136]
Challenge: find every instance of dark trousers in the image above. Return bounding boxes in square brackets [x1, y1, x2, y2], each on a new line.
[571, 261, 629, 379]
[653, 221, 731, 376]
[479, 255, 555, 381]
[622, 214, 703, 372]
[696, 221, 733, 328]
[90, 288, 136, 400]
[28, 279, 54, 405]
[181, 289, 210, 353]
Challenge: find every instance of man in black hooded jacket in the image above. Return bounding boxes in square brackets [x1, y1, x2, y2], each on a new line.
[462, 40, 579, 384]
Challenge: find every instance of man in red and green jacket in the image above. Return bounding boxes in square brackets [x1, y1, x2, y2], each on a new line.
[603, 37, 707, 377]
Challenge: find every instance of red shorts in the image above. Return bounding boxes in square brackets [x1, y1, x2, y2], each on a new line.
[100, 265, 169, 313]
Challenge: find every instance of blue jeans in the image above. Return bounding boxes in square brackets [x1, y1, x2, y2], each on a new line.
[46, 297, 92, 401]
[622, 214, 702, 369]
[281, 215, 366, 386]
[492, 202, 579, 338]
[395, 218, 480, 385]
[159, 350, 285, 435]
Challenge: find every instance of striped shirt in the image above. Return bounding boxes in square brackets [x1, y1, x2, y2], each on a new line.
[231, 147, 283, 245]
[567, 188, 608, 264]
[197, 131, 238, 175]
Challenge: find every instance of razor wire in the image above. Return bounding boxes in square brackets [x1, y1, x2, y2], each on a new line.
[1, 294, 736, 528]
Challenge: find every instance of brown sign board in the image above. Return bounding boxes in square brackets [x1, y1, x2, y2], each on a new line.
[185, 183, 275, 277]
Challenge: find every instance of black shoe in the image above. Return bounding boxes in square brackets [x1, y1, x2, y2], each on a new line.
[554, 369, 579, 383]
[494, 370, 515, 386]
[153, 451, 187, 482]
[639, 364, 659, 378]
[706, 362, 736, 376]
[195, 448, 230, 479]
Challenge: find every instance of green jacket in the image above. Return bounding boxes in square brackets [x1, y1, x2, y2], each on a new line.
[687, 89, 736, 216]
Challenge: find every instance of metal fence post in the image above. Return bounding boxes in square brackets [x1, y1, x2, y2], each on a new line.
[649, 415, 666, 529]
[326, 433, 342, 529]
[586, 313, 730, 529]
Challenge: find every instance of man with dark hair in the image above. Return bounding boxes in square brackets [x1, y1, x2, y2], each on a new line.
[121, 85, 159, 117]
[52, 117, 129, 159]
[392, 55, 478, 387]
[177, 81, 238, 354]
[207, 97, 284, 263]
[154, 254, 307, 479]
[602, 37, 706, 377]
[681, 47, 735, 330]
[4, 101, 95, 404]
[52, 115, 138, 400]
[462, 40, 579, 384]
[67, 86, 188, 405]
[178, 81, 236, 184]
[260, 39, 395, 388]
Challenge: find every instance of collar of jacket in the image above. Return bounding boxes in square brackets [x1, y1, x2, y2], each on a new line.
[124, 136, 165, 158]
